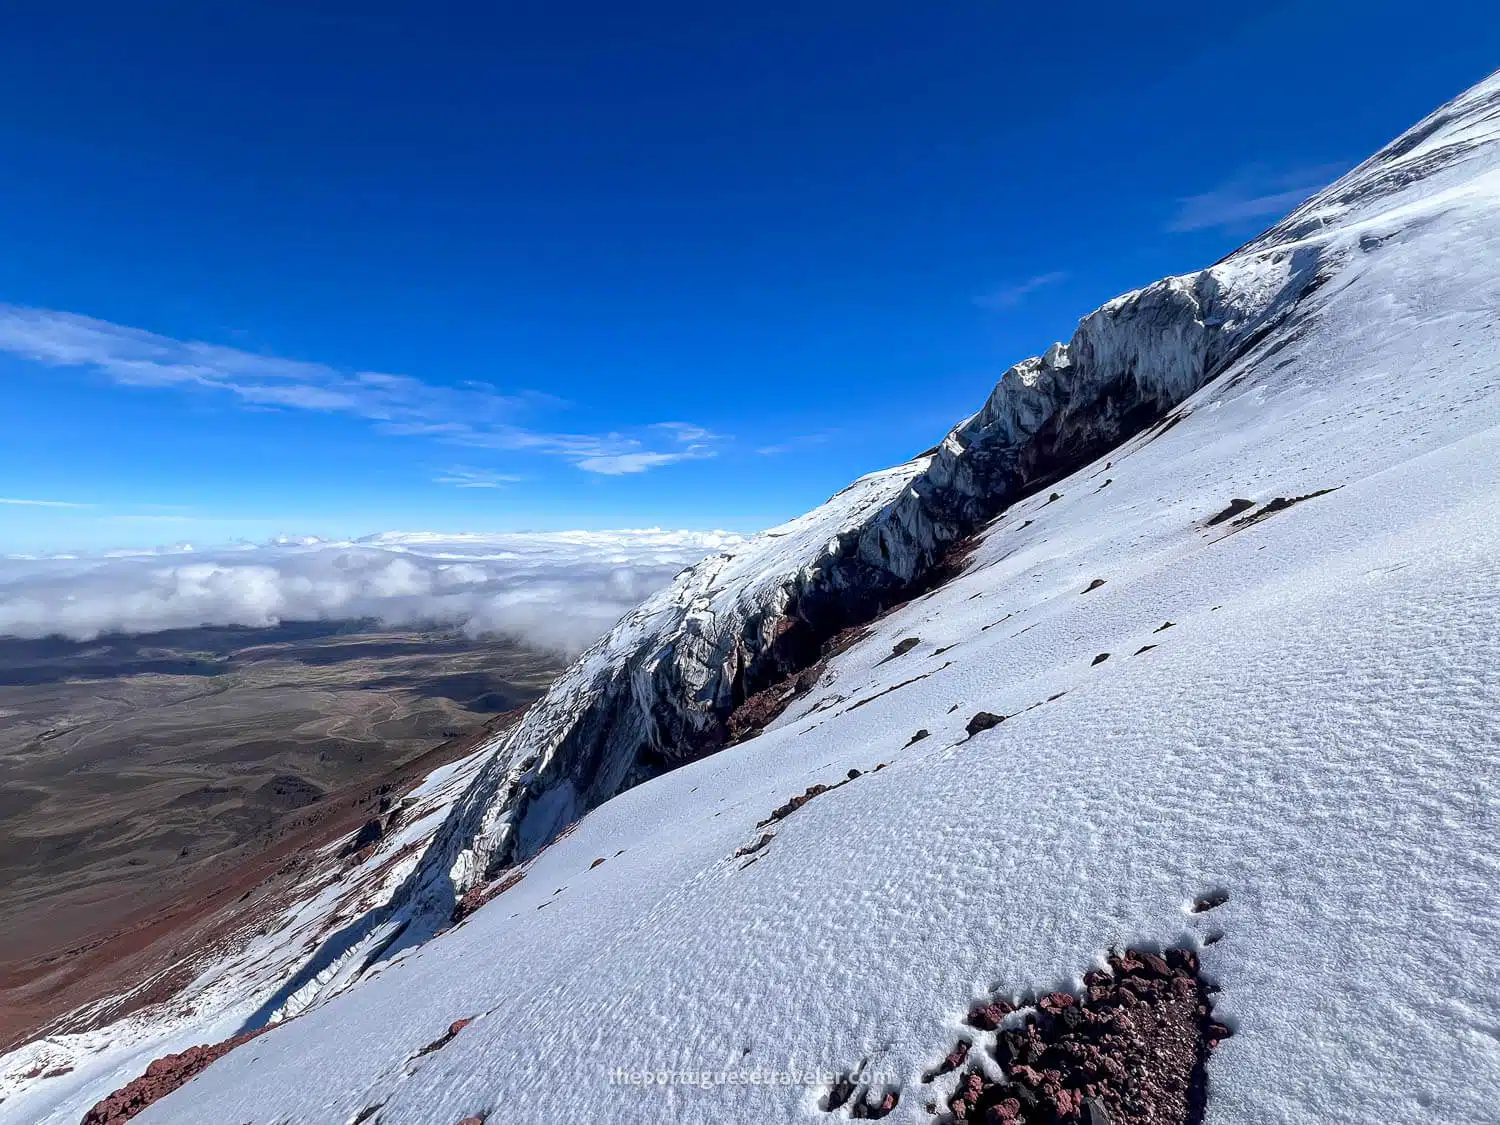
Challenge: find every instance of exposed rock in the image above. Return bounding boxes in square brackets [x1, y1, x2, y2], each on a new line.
[340, 817, 384, 858]
[1083, 578, 1107, 593]
[758, 784, 832, 827]
[905, 729, 931, 747]
[966, 712, 1006, 736]
[413, 1017, 472, 1059]
[1205, 498, 1255, 526]
[1230, 487, 1339, 527]
[81, 1026, 268, 1125]
[882, 636, 922, 662]
[733, 833, 775, 859]
[885, 945, 1225, 1125]
[450, 869, 525, 925]
[1092, 653, 1111, 666]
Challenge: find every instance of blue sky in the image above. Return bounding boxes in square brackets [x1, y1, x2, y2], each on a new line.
[2, 1, 1497, 553]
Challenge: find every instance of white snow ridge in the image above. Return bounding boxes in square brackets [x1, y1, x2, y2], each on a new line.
[6, 70, 1500, 1125]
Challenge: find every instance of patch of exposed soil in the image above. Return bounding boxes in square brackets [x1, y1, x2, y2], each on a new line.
[2, 709, 530, 1053]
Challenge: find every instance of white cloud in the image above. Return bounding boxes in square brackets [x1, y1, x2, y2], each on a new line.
[0, 529, 747, 655]
[433, 467, 525, 488]
[1168, 163, 1346, 233]
[0, 497, 91, 508]
[974, 271, 1068, 310]
[0, 305, 723, 475]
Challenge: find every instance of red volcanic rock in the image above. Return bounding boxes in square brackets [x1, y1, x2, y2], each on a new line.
[81, 1026, 267, 1125]
[851, 945, 1228, 1125]
[965, 999, 1015, 1030]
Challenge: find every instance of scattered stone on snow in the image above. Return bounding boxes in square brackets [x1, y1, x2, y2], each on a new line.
[1092, 653, 1111, 666]
[1190, 890, 1229, 913]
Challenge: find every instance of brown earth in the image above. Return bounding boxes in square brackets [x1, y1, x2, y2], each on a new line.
[0, 620, 562, 1051]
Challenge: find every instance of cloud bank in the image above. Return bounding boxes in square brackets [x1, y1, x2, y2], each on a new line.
[0, 530, 746, 655]
[0, 305, 721, 474]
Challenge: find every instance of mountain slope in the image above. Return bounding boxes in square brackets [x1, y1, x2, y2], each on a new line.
[6, 70, 1500, 1125]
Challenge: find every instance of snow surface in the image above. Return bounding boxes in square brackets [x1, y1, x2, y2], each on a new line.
[6, 70, 1500, 1125]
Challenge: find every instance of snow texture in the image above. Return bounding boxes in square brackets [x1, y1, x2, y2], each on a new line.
[5, 69, 1500, 1125]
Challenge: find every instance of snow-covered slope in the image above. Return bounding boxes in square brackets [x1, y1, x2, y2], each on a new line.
[7, 70, 1500, 1125]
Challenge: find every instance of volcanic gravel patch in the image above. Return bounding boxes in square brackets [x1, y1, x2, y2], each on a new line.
[825, 945, 1228, 1125]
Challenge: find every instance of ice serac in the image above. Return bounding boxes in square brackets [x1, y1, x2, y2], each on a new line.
[396, 68, 1500, 919]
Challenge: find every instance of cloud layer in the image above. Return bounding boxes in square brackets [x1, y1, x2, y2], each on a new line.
[0, 530, 745, 654]
[0, 305, 720, 474]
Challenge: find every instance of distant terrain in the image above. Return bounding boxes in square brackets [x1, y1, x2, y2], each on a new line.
[0, 620, 562, 1039]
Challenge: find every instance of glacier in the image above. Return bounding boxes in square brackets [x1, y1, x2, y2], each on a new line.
[4, 68, 1500, 1125]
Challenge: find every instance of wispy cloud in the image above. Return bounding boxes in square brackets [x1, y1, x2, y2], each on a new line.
[434, 467, 525, 489]
[0, 497, 92, 508]
[974, 271, 1068, 310]
[756, 430, 836, 456]
[0, 305, 724, 475]
[576, 421, 720, 474]
[1167, 163, 1345, 233]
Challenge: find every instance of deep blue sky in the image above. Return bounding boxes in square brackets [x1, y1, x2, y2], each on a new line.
[2, 1, 1497, 552]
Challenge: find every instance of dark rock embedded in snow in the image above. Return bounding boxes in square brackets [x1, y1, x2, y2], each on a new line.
[905, 729, 931, 747]
[1083, 578, 1107, 593]
[1206, 498, 1256, 525]
[966, 711, 1006, 736]
[1092, 653, 1111, 665]
[734, 833, 775, 859]
[1230, 487, 1339, 526]
[885, 636, 922, 661]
